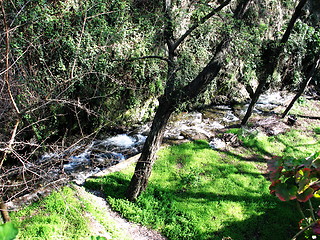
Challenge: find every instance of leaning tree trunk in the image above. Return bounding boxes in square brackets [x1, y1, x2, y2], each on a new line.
[241, 0, 309, 126]
[125, 38, 228, 201]
[282, 54, 320, 118]
[126, 97, 175, 201]
[125, 0, 251, 202]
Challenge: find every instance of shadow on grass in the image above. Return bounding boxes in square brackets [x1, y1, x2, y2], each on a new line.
[85, 174, 301, 240]
[84, 137, 317, 240]
[216, 148, 271, 163]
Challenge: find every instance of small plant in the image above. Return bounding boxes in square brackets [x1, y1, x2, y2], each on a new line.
[297, 96, 307, 106]
[178, 167, 203, 190]
[268, 152, 320, 239]
[0, 222, 18, 240]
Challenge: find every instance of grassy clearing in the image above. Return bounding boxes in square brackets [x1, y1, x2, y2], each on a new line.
[11, 186, 130, 240]
[86, 129, 320, 240]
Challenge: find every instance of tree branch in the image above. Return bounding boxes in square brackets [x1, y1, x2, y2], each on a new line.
[1, 0, 20, 114]
[172, 0, 231, 51]
[112, 55, 171, 64]
[0, 119, 20, 169]
[280, 0, 308, 45]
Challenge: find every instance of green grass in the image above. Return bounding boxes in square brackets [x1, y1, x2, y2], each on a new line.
[86, 129, 320, 240]
[11, 186, 131, 240]
[11, 129, 319, 240]
[228, 128, 320, 158]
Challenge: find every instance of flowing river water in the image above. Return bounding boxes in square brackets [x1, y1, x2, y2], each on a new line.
[40, 92, 293, 185]
[5, 91, 300, 211]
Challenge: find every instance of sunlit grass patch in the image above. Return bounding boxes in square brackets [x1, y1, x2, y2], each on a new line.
[229, 128, 320, 158]
[86, 139, 305, 240]
[11, 187, 89, 240]
[11, 186, 130, 240]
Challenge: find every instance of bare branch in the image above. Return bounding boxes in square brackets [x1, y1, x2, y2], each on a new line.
[0, 119, 20, 169]
[172, 0, 231, 51]
[1, 0, 20, 114]
[112, 55, 171, 64]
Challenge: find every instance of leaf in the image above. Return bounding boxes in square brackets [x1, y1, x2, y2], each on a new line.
[295, 168, 311, 193]
[314, 190, 320, 198]
[274, 182, 297, 201]
[267, 157, 282, 173]
[296, 188, 314, 202]
[310, 179, 320, 191]
[269, 180, 281, 195]
[269, 165, 283, 181]
[0, 222, 18, 240]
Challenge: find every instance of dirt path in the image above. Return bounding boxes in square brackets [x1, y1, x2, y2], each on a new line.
[74, 184, 167, 240]
[74, 153, 167, 240]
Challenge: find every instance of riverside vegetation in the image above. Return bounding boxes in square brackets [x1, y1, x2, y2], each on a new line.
[7, 98, 320, 240]
[1, 0, 320, 239]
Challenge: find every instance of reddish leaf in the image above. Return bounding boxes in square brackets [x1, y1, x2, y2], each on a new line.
[310, 182, 320, 191]
[296, 188, 314, 202]
[269, 180, 281, 195]
[269, 166, 283, 181]
[274, 182, 297, 201]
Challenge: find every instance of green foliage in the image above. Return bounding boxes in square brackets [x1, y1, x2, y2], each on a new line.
[90, 237, 107, 240]
[282, 20, 320, 89]
[0, 222, 18, 240]
[5, 0, 167, 142]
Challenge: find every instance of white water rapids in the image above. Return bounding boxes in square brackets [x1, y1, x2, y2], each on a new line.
[40, 92, 294, 184]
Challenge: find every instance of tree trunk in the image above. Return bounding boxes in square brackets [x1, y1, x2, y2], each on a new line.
[241, 0, 308, 126]
[282, 54, 320, 118]
[241, 74, 268, 125]
[126, 97, 175, 201]
[125, 0, 251, 202]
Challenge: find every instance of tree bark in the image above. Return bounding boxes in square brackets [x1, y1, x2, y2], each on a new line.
[240, 0, 308, 126]
[126, 97, 175, 201]
[282, 54, 320, 118]
[125, 0, 252, 201]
